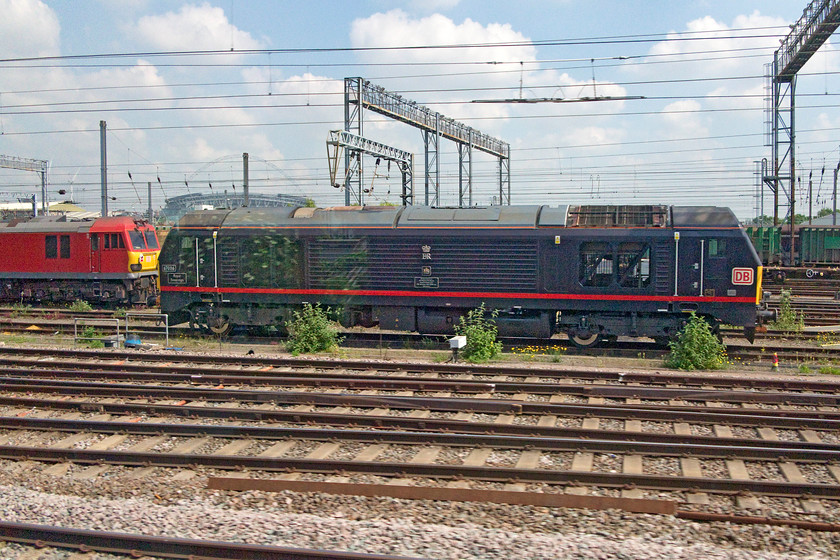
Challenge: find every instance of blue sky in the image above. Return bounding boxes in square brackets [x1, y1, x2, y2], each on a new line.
[0, 1, 837, 220]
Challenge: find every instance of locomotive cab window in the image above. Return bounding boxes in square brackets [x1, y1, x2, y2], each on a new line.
[708, 238, 726, 257]
[90, 234, 98, 251]
[579, 241, 651, 289]
[579, 242, 613, 287]
[45, 236, 57, 259]
[129, 230, 146, 250]
[46, 235, 70, 259]
[618, 243, 651, 288]
[143, 230, 159, 249]
[104, 233, 125, 249]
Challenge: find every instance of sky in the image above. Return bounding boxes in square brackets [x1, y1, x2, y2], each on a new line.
[0, 0, 838, 221]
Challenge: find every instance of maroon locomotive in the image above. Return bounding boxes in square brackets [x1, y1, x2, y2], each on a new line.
[0, 215, 160, 306]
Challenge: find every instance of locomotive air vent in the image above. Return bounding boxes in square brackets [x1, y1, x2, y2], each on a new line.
[566, 205, 668, 227]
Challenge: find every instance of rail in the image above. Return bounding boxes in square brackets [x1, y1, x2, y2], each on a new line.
[0, 521, 413, 560]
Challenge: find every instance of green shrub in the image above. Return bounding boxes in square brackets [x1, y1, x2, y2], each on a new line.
[81, 326, 104, 348]
[772, 289, 804, 331]
[664, 312, 728, 370]
[69, 300, 93, 312]
[9, 303, 32, 317]
[286, 303, 344, 355]
[453, 303, 503, 363]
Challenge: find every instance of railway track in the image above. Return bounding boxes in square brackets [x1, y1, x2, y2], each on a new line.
[5, 313, 840, 365]
[4, 303, 840, 346]
[764, 277, 840, 299]
[0, 347, 839, 527]
[0, 521, 411, 560]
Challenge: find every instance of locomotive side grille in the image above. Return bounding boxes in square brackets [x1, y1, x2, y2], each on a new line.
[308, 239, 371, 291]
[567, 205, 668, 227]
[654, 242, 673, 295]
[218, 238, 240, 287]
[308, 237, 538, 292]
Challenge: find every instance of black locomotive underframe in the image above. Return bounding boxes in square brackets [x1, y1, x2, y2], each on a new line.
[176, 292, 743, 342]
[0, 276, 158, 306]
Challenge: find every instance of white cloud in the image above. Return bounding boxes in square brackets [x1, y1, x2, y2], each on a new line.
[661, 99, 708, 138]
[705, 83, 764, 111]
[135, 3, 265, 52]
[349, 11, 628, 134]
[188, 137, 227, 161]
[0, 0, 60, 58]
[351, 10, 535, 65]
[639, 11, 788, 79]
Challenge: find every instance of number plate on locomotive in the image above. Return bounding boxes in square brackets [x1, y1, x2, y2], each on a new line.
[167, 273, 187, 285]
[414, 277, 439, 288]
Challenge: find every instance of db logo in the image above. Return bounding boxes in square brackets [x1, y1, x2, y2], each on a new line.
[731, 268, 754, 285]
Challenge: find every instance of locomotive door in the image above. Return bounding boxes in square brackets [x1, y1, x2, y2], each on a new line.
[89, 234, 101, 273]
[674, 232, 703, 296]
[196, 233, 218, 288]
[702, 237, 728, 296]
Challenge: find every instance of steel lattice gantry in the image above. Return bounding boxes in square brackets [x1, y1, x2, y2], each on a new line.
[327, 130, 414, 205]
[764, 0, 840, 234]
[344, 77, 510, 207]
[0, 155, 49, 215]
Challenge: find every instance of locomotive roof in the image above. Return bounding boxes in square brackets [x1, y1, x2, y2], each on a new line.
[178, 205, 554, 229]
[174, 204, 742, 230]
[671, 206, 740, 227]
[0, 215, 148, 234]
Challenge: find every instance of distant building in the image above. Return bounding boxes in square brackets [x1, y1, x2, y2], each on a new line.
[159, 192, 308, 224]
[0, 200, 94, 221]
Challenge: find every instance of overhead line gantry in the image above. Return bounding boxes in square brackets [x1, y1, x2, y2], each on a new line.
[327, 129, 414, 205]
[343, 77, 510, 207]
[764, 0, 840, 246]
[0, 155, 49, 215]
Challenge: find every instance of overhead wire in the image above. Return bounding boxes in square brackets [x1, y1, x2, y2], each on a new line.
[0, 22, 835, 214]
[0, 24, 791, 64]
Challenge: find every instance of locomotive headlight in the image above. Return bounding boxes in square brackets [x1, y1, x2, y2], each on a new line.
[130, 264, 142, 272]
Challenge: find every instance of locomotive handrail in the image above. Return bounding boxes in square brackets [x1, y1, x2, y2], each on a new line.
[125, 312, 169, 348]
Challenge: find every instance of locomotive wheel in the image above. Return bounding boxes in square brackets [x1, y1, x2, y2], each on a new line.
[208, 317, 233, 336]
[568, 331, 602, 349]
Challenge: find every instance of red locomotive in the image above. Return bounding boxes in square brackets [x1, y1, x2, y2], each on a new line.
[0, 215, 160, 306]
